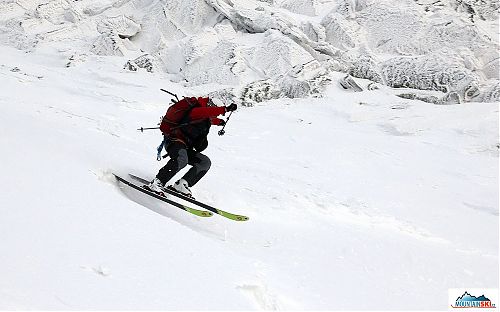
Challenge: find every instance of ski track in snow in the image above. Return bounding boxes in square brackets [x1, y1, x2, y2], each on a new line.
[0, 44, 498, 310]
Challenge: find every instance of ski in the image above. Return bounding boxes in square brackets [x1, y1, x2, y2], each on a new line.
[129, 174, 249, 221]
[113, 174, 213, 218]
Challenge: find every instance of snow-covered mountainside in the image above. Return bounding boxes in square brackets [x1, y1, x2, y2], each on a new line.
[0, 0, 498, 310]
[1, 0, 499, 104]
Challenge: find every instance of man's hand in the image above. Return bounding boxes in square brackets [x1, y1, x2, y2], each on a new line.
[225, 104, 237, 112]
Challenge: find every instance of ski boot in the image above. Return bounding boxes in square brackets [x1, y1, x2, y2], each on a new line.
[168, 179, 194, 199]
[144, 178, 167, 196]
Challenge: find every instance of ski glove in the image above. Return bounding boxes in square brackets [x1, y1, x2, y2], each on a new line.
[218, 119, 226, 127]
[225, 104, 237, 112]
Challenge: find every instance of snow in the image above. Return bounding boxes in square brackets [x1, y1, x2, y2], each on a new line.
[0, 0, 499, 310]
[0, 42, 498, 309]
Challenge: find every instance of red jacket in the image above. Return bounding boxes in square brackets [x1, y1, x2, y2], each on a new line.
[189, 97, 226, 125]
[171, 97, 226, 148]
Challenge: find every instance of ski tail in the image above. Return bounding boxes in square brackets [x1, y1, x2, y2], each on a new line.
[128, 174, 249, 221]
[114, 174, 213, 218]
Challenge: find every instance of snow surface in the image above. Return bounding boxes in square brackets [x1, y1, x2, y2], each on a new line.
[0, 0, 499, 310]
[0, 42, 498, 309]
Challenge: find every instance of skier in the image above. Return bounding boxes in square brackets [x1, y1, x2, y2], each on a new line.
[147, 96, 237, 198]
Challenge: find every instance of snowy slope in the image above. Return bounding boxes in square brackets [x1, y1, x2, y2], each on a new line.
[0, 40, 498, 310]
[0, 0, 499, 309]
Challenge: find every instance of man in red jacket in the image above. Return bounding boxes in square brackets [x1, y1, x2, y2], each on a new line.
[147, 97, 237, 198]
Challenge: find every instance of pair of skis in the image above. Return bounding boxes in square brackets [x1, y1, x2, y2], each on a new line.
[114, 174, 249, 221]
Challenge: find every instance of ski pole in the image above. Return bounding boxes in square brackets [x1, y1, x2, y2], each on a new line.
[137, 126, 160, 132]
[160, 88, 179, 102]
[218, 111, 233, 136]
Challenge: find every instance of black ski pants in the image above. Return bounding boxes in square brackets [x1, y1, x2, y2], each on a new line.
[156, 142, 211, 187]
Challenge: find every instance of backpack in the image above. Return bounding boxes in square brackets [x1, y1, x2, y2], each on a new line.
[159, 97, 200, 136]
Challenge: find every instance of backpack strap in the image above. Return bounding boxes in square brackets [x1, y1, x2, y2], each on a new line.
[179, 97, 199, 124]
[156, 136, 171, 161]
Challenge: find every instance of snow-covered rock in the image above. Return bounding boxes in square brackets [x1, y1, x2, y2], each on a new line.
[344, 51, 383, 83]
[239, 59, 333, 105]
[0, 19, 39, 51]
[321, 12, 363, 50]
[450, 0, 500, 21]
[124, 54, 155, 72]
[92, 32, 128, 56]
[97, 15, 141, 39]
[475, 79, 500, 102]
[0, 0, 497, 102]
[34, 0, 71, 24]
[182, 40, 243, 85]
[278, 0, 319, 16]
[245, 30, 315, 78]
[380, 49, 481, 101]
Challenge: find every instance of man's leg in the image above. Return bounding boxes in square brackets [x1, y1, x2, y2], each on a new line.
[156, 142, 189, 185]
[182, 151, 211, 187]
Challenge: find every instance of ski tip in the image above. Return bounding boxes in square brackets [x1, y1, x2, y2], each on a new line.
[215, 209, 250, 221]
[224, 214, 249, 221]
[200, 211, 213, 217]
[235, 215, 249, 221]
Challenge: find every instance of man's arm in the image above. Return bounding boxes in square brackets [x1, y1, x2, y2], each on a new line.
[189, 106, 226, 120]
[210, 117, 225, 126]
